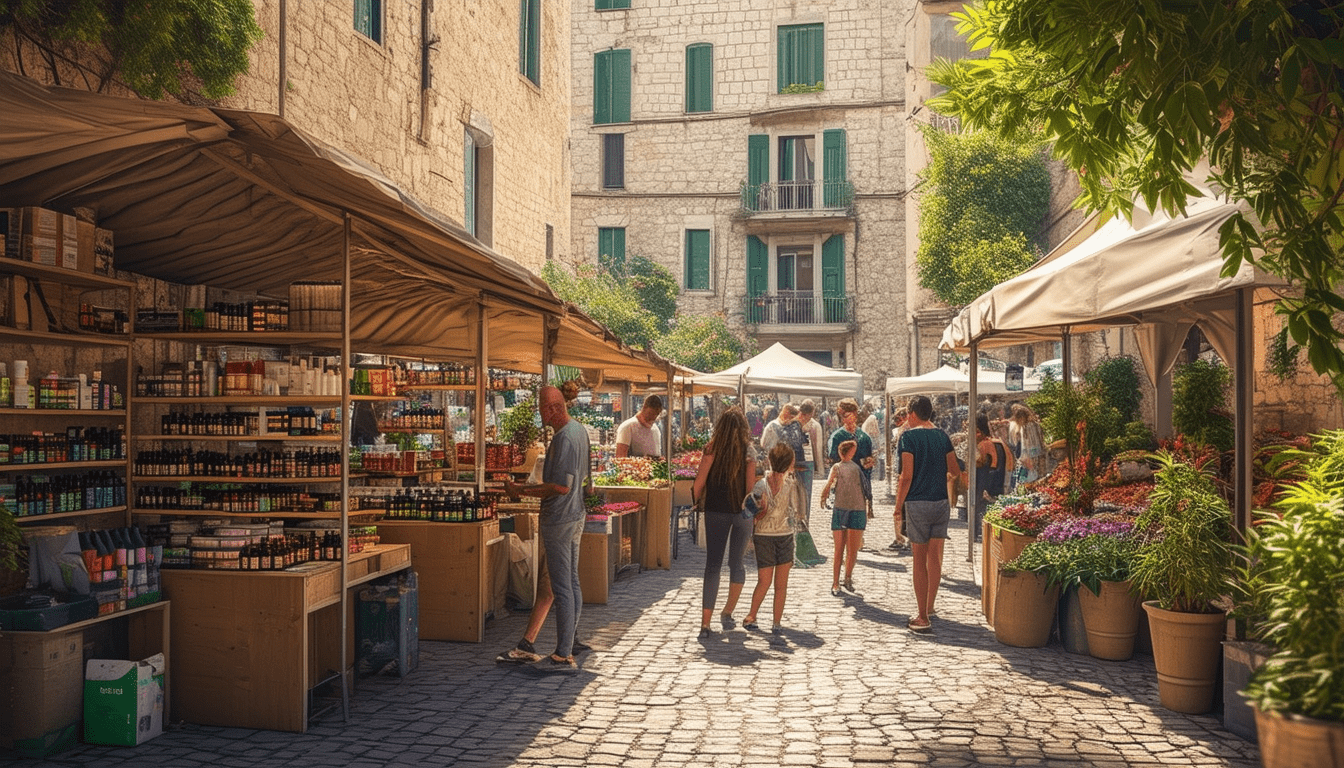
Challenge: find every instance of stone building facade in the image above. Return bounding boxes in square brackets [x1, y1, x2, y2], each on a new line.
[2, 0, 573, 273]
[569, 0, 913, 384]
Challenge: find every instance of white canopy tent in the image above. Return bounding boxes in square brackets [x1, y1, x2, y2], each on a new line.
[939, 188, 1284, 564]
[691, 342, 864, 400]
[884, 365, 1043, 398]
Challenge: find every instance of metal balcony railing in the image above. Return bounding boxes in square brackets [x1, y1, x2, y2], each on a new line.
[742, 292, 855, 325]
[739, 179, 855, 214]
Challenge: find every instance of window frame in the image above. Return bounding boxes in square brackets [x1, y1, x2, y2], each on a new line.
[519, 0, 541, 86]
[776, 22, 824, 92]
[684, 229, 712, 291]
[597, 227, 627, 273]
[464, 129, 478, 237]
[594, 49, 632, 125]
[602, 133, 625, 189]
[354, 0, 383, 45]
[596, 0, 631, 9]
[685, 43, 713, 113]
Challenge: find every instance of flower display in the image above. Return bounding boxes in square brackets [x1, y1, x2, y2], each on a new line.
[983, 494, 1063, 536]
[671, 450, 702, 479]
[1038, 515, 1134, 544]
[595, 501, 641, 514]
[1093, 481, 1153, 511]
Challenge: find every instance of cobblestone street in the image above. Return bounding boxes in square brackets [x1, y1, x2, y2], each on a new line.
[15, 491, 1262, 768]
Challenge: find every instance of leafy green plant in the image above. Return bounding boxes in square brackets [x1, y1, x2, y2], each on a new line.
[1130, 451, 1233, 613]
[780, 81, 824, 94]
[1085, 356, 1143, 423]
[915, 127, 1051, 306]
[1266, 324, 1301, 381]
[542, 261, 661, 349]
[498, 392, 540, 448]
[1002, 539, 1074, 589]
[1172, 359, 1234, 453]
[654, 314, 748, 373]
[624, 256, 678, 334]
[1240, 430, 1344, 722]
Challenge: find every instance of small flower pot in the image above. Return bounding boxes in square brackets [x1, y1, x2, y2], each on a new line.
[1142, 601, 1226, 714]
[1078, 580, 1142, 661]
[1254, 707, 1344, 768]
[993, 569, 1059, 648]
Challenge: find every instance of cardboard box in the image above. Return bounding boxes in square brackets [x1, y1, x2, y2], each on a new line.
[83, 653, 165, 746]
[94, 228, 114, 275]
[76, 220, 96, 274]
[0, 208, 16, 258]
[18, 207, 60, 265]
[0, 631, 84, 756]
[59, 213, 78, 270]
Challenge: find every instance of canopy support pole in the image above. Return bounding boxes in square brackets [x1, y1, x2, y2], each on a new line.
[338, 211, 352, 724]
[1233, 288, 1253, 535]
[1061, 328, 1073, 389]
[967, 341, 979, 565]
[1155, 368, 1174, 439]
[475, 302, 487, 494]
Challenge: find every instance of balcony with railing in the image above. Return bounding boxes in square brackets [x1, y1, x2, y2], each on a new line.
[742, 291, 855, 327]
[739, 179, 855, 217]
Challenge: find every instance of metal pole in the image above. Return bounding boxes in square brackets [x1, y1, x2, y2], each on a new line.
[1233, 289, 1253, 536]
[967, 341, 978, 564]
[1061, 328, 1073, 389]
[665, 368, 674, 460]
[338, 211, 351, 721]
[475, 303, 487, 494]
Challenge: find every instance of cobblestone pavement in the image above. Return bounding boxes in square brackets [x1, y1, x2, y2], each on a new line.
[15, 489, 1261, 768]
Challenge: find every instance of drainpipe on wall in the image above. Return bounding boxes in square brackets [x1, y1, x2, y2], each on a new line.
[420, 0, 438, 142]
[277, 0, 286, 119]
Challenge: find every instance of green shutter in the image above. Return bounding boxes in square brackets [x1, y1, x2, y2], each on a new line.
[598, 227, 626, 272]
[779, 138, 795, 182]
[464, 131, 476, 236]
[595, 49, 631, 124]
[596, 0, 631, 8]
[686, 44, 713, 113]
[822, 234, 845, 323]
[823, 128, 847, 207]
[745, 134, 769, 211]
[778, 23, 823, 91]
[519, 0, 540, 84]
[747, 235, 769, 322]
[685, 230, 710, 290]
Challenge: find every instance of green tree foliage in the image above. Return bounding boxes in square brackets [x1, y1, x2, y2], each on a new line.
[915, 126, 1050, 306]
[1172, 358, 1234, 453]
[928, 1, 1344, 387]
[542, 261, 660, 350]
[2, 0, 262, 99]
[654, 314, 747, 373]
[1083, 356, 1143, 423]
[621, 256, 678, 335]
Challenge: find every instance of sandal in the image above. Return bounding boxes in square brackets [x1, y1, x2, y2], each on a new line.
[742, 617, 759, 631]
[907, 617, 933, 633]
[830, 587, 842, 597]
[842, 579, 855, 592]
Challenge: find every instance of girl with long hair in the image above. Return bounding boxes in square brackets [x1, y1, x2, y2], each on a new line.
[692, 407, 756, 638]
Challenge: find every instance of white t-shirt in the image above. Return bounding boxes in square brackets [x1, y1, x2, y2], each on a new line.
[615, 416, 662, 457]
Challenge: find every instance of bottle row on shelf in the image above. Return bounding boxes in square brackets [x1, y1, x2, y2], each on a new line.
[0, 360, 123, 410]
[5, 470, 127, 517]
[132, 448, 343, 478]
[456, 441, 527, 470]
[137, 355, 345, 398]
[0, 426, 126, 465]
[142, 518, 376, 571]
[154, 408, 333, 437]
[378, 406, 444, 431]
[134, 281, 341, 334]
[134, 484, 351, 514]
[381, 488, 501, 523]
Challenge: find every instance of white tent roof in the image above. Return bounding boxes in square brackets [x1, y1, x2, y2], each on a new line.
[939, 192, 1282, 381]
[692, 342, 863, 399]
[885, 365, 1040, 398]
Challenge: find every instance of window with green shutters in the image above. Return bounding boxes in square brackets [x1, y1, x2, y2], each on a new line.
[518, 0, 540, 85]
[594, 49, 632, 125]
[596, 0, 631, 9]
[822, 234, 845, 323]
[685, 230, 710, 290]
[354, 0, 382, 44]
[464, 129, 477, 236]
[598, 227, 626, 273]
[745, 134, 769, 211]
[777, 23, 823, 92]
[746, 236, 769, 323]
[823, 128, 848, 208]
[685, 44, 713, 113]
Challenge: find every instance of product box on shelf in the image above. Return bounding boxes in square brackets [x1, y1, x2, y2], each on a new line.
[0, 630, 84, 757]
[17, 207, 59, 266]
[82, 653, 165, 746]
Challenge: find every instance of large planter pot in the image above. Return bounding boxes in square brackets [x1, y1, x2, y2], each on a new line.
[993, 569, 1059, 648]
[1222, 640, 1273, 742]
[1078, 580, 1142, 661]
[985, 526, 1037, 625]
[1142, 601, 1226, 714]
[1254, 707, 1344, 768]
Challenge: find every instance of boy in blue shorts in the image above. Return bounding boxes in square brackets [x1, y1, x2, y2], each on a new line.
[820, 439, 868, 595]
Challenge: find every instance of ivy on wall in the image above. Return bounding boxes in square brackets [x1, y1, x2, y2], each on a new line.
[915, 127, 1051, 306]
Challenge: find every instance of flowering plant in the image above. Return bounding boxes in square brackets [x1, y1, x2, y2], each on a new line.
[1037, 515, 1134, 544]
[983, 494, 1063, 536]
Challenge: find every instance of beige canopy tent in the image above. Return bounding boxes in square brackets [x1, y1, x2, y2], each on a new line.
[691, 342, 864, 400]
[939, 189, 1284, 562]
[0, 71, 671, 382]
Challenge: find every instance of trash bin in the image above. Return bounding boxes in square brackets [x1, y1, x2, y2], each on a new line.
[355, 571, 419, 677]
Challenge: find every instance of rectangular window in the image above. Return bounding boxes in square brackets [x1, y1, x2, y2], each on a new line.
[685, 230, 710, 290]
[596, 0, 631, 8]
[594, 49, 632, 124]
[464, 130, 478, 236]
[777, 23, 824, 92]
[685, 43, 713, 113]
[778, 135, 816, 210]
[519, 0, 541, 85]
[602, 134, 625, 189]
[354, 0, 382, 44]
[598, 227, 626, 273]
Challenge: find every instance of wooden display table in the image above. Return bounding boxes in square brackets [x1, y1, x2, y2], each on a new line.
[1, 600, 170, 756]
[598, 486, 672, 570]
[375, 519, 501, 642]
[579, 506, 642, 604]
[162, 544, 410, 733]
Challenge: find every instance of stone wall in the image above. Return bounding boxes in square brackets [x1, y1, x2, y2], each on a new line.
[1253, 295, 1344, 433]
[570, 0, 912, 386]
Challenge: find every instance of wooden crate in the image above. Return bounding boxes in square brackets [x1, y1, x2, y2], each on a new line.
[376, 520, 499, 642]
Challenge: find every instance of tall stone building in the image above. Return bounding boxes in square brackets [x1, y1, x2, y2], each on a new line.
[569, 0, 913, 384]
[2, 0, 573, 273]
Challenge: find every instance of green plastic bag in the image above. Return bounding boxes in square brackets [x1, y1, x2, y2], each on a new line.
[793, 530, 825, 568]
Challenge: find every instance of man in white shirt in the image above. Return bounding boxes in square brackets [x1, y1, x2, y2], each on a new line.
[796, 400, 825, 521]
[615, 394, 663, 457]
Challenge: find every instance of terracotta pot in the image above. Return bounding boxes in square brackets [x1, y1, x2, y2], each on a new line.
[1142, 601, 1226, 713]
[993, 569, 1059, 648]
[1254, 707, 1344, 768]
[1078, 580, 1142, 661]
[985, 526, 1037, 625]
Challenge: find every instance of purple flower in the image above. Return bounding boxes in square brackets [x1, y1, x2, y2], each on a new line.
[1038, 516, 1134, 544]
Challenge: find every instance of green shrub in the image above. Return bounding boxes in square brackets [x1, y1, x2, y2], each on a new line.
[1172, 359, 1233, 452]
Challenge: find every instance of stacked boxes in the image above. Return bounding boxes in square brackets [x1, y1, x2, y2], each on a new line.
[0, 207, 113, 274]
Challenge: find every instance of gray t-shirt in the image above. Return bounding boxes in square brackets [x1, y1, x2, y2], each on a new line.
[829, 460, 867, 511]
[542, 419, 591, 523]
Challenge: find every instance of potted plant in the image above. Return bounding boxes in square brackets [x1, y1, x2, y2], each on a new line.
[1039, 516, 1143, 660]
[982, 494, 1061, 624]
[1241, 430, 1344, 767]
[1129, 450, 1234, 714]
[994, 540, 1069, 648]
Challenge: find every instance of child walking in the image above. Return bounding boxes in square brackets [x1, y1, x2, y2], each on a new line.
[742, 442, 804, 635]
[821, 439, 868, 595]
